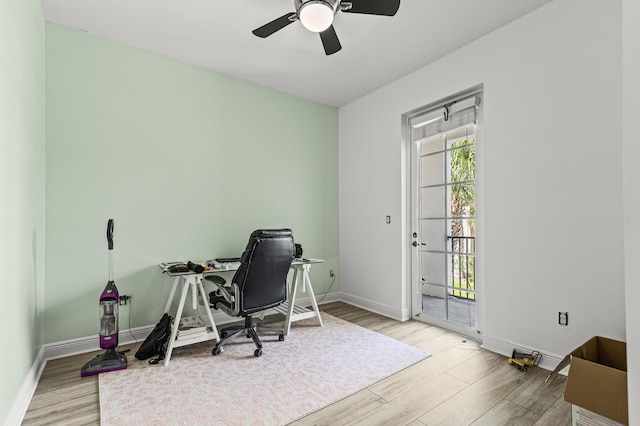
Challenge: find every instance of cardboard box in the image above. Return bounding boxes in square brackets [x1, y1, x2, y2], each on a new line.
[572, 405, 624, 426]
[558, 336, 628, 425]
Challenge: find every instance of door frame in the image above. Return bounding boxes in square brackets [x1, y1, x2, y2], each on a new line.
[402, 85, 484, 340]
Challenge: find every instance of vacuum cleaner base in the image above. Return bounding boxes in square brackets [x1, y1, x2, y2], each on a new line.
[80, 349, 127, 377]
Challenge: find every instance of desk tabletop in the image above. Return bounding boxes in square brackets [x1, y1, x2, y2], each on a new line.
[159, 258, 324, 277]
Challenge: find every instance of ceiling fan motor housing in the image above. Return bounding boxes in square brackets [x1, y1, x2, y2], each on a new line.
[295, 0, 340, 15]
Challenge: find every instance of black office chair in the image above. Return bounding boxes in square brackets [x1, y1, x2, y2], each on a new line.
[206, 229, 294, 357]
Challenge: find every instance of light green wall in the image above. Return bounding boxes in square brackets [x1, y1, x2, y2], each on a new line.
[1, 0, 46, 423]
[45, 23, 339, 343]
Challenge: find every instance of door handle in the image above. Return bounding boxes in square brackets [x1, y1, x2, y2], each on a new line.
[412, 241, 418, 247]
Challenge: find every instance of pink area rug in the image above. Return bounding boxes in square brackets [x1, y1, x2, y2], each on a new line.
[99, 313, 429, 425]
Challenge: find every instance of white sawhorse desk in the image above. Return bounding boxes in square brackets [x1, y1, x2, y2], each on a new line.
[160, 258, 324, 366]
[274, 261, 324, 334]
[161, 272, 220, 366]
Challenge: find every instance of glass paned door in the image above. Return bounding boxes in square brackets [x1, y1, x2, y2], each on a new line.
[411, 122, 477, 334]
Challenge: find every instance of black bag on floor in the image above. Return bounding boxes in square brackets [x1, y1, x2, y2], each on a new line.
[135, 313, 172, 364]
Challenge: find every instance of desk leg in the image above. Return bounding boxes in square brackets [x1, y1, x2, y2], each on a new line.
[303, 264, 323, 327]
[196, 279, 220, 342]
[164, 277, 190, 367]
[284, 268, 300, 335]
[164, 276, 180, 313]
[282, 264, 323, 334]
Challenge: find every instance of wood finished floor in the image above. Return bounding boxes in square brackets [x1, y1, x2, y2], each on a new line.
[22, 301, 571, 425]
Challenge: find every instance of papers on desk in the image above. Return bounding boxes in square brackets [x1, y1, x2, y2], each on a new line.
[159, 261, 238, 274]
[159, 262, 184, 272]
[207, 260, 241, 271]
[292, 258, 324, 265]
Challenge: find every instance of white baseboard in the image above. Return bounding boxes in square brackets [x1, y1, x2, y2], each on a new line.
[338, 292, 409, 321]
[6, 346, 46, 426]
[311, 292, 341, 306]
[43, 325, 155, 361]
[481, 335, 565, 372]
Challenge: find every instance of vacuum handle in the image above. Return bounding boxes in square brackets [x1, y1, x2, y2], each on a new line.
[107, 219, 114, 250]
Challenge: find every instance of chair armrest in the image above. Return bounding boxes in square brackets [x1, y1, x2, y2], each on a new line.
[206, 275, 226, 286]
[205, 275, 234, 303]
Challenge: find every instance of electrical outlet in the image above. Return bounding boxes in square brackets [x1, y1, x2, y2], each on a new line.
[329, 270, 335, 277]
[119, 295, 131, 306]
[558, 311, 568, 326]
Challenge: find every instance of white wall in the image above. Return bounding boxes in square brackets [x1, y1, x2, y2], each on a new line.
[623, 0, 639, 422]
[339, 0, 624, 362]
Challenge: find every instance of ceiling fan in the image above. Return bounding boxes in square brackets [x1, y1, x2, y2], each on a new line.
[252, 0, 401, 55]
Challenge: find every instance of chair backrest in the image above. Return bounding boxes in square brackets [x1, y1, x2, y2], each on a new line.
[232, 229, 294, 316]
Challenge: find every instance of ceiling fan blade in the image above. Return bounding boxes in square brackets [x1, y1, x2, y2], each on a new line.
[320, 25, 342, 55]
[252, 12, 297, 38]
[342, 0, 400, 16]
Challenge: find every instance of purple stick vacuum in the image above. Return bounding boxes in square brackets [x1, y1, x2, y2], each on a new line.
[81, 219, 128, 377]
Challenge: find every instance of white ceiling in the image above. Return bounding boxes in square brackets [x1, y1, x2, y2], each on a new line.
[39, 0, 553, 107]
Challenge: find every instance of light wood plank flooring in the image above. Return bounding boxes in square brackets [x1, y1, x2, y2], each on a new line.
[22, 301, 571, 425]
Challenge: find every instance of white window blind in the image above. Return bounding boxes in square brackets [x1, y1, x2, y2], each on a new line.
[410, 95, 481, 142]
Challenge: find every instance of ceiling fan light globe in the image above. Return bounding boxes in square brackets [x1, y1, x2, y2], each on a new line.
[299, 1, 334, 33]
